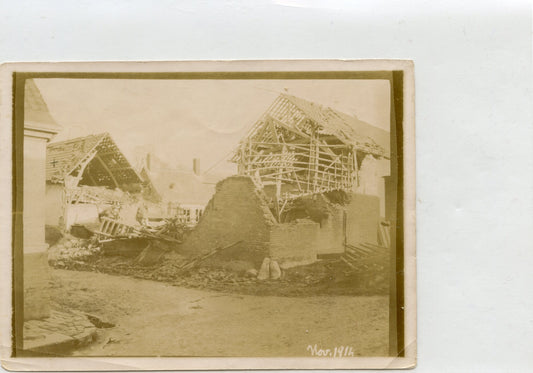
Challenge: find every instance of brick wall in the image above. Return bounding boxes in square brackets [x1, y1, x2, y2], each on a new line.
[269, 219, 319, 268]
[180, 176, 276, 264]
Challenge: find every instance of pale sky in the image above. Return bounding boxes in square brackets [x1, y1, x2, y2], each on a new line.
[35, 78, 390, 176]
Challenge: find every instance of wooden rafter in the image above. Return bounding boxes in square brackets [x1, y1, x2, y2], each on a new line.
[95, 155, 119, 188]
[232, 94, 380, 208]
[70, 149, 97, 187]
[267, 115, 311, 140]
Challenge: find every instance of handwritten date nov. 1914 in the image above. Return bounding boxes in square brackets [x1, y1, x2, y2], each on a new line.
[306, 344, 355, 357]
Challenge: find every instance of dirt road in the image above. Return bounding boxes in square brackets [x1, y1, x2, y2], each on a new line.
[50, 269, 388, 357]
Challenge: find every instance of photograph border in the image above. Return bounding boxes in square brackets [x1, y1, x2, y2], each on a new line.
[0, 59, 415, 370]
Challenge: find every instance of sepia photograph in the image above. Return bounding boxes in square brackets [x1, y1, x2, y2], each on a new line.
[1, 60, 415, 370]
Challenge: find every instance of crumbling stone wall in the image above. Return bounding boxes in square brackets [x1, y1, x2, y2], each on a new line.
[180, 176, 276, 264]
[269, 219, 319, 269]
[181, 177, 381, 269]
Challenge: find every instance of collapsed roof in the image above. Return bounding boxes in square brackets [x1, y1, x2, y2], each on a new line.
[46, 133, 143, 189]
[232, 94, 390, 201]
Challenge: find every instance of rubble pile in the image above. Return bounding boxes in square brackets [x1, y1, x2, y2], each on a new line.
[47, 219, 388, 297]
[48, 235, 102, 266]
[50, 242, 385, 296]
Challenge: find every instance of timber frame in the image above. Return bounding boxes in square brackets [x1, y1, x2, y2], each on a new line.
[232, 94, 389, 216]
[46, 132, 143, 192]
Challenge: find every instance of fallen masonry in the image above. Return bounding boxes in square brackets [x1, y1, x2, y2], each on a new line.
[47, 231, 389, 297]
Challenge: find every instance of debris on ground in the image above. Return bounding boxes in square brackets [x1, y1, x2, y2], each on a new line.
[339, 242, 389, 289]
[101, 238, 150, 258]
[95, 217, 188, 244]
[135, 241, 168, 266]
[177, 241, 243, 273]
[49, 245, 388, 297]
[47, 224, 388, 297]
[85, 314, 115, 329]
[48, 234, 101, 265]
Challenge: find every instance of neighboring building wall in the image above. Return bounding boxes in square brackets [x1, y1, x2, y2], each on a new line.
[24, 135, 52, 320]
[181, 176, 276, 263]
[345, 193, 380, 245]
[22, 79, 61, 327]
[356, 155, 390, 217]
[45, 183, 64, 227]
[269, 219, 319, 268]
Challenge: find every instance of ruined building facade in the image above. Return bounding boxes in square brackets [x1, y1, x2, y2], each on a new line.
[182, 94, 390, 268]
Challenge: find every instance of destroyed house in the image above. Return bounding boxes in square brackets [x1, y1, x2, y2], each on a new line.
[231, 94, 390, 214]
[182, 96, 391, 267]
[45, 133, 143, 229]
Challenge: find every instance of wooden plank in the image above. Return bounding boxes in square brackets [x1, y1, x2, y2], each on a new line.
[360, 242, 388, 252]
[346, 243, 372, 251]
[340, 256, 357, 270]
[267, 115, 311, 140]
[346, 245, 369, 253]
[179, 240, 243, 271]
[344, 252, 361, 262]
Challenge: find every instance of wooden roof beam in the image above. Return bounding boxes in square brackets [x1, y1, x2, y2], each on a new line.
[267, 115, 311, 140]
[95, 155, 120, 188]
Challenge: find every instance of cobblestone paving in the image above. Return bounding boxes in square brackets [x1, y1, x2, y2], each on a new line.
[24, 309, 97, 353]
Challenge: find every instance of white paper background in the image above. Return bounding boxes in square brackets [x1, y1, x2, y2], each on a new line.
[1, 1, 532, 372]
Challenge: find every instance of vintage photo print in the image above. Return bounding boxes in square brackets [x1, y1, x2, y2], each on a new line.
[0, 60, 415, 370]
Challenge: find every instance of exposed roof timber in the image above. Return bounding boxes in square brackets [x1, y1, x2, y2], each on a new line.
[94, 155, 120, 188]
[267, 114, 311, 140]
[64, 136, 105, 178]
[47, 132, 144, 187]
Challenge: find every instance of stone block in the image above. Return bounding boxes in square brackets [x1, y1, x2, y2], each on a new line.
[269, 219, 319, 268]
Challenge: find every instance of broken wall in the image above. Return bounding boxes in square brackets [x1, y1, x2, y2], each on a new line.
[180, 176, 276, 265]
[269, 219, 319, 269]
[283, 194, 345, 256]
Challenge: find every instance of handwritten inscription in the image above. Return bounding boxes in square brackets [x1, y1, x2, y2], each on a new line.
[306, 344, 355, 357]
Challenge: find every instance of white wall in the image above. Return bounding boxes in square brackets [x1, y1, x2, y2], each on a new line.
[356, 155, 390, 217]
[45, 183, 64, 227]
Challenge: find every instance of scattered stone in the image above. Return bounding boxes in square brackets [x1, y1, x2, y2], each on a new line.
[86, 314, 115, 329]
[257, 257, 271, 280]
[269, 260, 282, 280]
[105, 337, 120, 345]
[244, 268, 258, 278]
